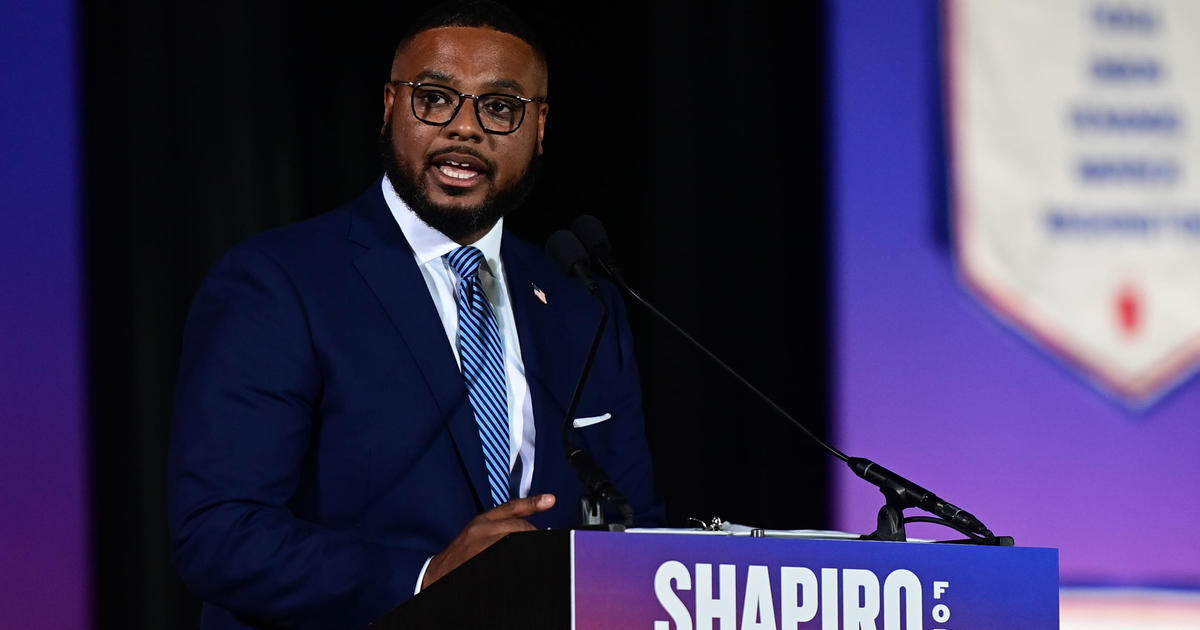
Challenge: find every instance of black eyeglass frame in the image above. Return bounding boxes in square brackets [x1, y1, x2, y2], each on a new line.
[390, 80, 546, 135]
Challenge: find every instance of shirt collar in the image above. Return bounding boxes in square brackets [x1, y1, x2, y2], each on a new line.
[381, 175, 505, 275]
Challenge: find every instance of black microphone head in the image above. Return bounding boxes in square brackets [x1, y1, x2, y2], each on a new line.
[571, 215, 612, 258]
[545, 230, 591, 279]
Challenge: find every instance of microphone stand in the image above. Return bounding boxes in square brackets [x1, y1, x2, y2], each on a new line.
[564, 287, 612, 527]
[546, 230, 635, 529]
[572, 216, 1010, 545]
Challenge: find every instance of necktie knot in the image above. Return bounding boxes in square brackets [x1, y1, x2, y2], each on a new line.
[446, 246, 486, 281]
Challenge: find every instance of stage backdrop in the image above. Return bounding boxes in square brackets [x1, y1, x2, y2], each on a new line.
[0, 0, 89, 628]
[829, 0, 1200, 593]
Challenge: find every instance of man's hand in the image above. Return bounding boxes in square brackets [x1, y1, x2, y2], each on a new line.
[421, 493, 556, 589]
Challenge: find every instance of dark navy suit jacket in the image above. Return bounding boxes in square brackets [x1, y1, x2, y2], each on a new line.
[168, 182, 659, 629]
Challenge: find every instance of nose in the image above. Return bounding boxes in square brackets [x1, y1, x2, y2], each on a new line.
[443, 96, 485, 143]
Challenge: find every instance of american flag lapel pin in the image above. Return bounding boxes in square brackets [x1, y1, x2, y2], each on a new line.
[531, 283, 547, 304]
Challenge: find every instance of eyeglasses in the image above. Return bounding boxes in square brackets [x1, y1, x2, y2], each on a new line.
[391, 80, 545, 135]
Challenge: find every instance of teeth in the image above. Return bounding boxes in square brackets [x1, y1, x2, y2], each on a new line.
[439, 165, 477, 180]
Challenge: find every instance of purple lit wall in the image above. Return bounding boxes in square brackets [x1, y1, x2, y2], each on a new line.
[829, 1, 1200, 585]
[0, 0, 90, 627]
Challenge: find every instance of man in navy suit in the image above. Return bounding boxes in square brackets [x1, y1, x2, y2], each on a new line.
[167, 3, 659, 628]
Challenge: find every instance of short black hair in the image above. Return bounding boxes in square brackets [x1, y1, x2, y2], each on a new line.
[393, 0, 547, 70]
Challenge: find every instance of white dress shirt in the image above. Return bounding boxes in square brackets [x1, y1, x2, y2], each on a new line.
[381, 176, 536, 496]
[381, 177, 537, 594]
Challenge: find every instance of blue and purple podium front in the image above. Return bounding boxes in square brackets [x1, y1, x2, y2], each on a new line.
[375, 530, 1058, 629]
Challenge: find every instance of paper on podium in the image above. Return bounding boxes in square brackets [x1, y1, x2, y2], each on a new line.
[625, 521, 928, 540]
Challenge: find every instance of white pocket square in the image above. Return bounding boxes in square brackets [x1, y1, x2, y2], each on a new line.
[572, 413, 612, 428]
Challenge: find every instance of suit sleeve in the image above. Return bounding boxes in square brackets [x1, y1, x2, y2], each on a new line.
[168, 244, 422, 629]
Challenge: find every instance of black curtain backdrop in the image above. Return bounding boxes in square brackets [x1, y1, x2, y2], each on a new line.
[84, 2, 829, 627]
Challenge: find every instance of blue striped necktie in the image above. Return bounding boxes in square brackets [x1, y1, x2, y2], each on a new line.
[445, 246, 510, 508]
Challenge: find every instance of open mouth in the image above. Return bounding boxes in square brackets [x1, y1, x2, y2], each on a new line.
[438, 160, 480, 180]
[429, 151, 492, 188]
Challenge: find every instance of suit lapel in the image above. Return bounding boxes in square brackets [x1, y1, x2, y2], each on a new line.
[347, 187, 489, 510]
[502, 238, 586, 497]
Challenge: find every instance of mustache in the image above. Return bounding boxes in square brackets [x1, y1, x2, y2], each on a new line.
[427, 146, 496, 173]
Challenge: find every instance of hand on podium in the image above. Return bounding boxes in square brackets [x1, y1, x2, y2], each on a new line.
[422, 494, 557, 589]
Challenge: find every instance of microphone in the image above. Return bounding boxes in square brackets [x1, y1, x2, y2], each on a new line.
[545, 230, 635, 526]
[571, 215, 615, 270]
[546, 230, 598, 292]
[570, 216, 1001, 543]
[847, 457, 991, 540]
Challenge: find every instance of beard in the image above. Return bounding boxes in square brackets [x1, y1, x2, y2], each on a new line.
[380, 119, 541, 242]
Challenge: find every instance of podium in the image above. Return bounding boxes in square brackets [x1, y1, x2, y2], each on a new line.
[371, 530, 1058, 629]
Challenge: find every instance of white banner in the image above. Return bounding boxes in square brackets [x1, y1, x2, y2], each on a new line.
[948, 0, 1200, 405]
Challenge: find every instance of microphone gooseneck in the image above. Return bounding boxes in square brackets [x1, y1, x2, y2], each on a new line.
[572, 215, 849, 463]
[545, 230, 634, 527]
[569, 215, 1001, 543]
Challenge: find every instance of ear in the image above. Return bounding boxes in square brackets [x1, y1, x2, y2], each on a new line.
[382, 83, 397, 132]
[535, 103, 548, 155]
